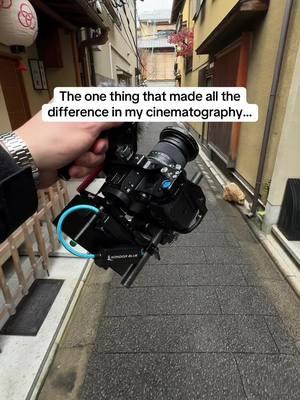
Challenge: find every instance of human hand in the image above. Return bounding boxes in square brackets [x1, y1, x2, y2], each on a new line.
[15, 111, 122, 188]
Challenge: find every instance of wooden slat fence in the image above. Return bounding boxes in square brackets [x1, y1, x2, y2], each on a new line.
[0, 181, 69, 328]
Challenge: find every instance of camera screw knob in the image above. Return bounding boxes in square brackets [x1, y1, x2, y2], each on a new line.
[161, 180, 172, 190]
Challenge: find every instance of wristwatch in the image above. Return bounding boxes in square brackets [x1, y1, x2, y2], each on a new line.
[0, 132, 39, 187]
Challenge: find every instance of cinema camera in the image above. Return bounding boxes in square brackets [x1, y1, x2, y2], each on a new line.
[56, 124, 207, 287]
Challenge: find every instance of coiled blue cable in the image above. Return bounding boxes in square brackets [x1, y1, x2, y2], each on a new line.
[56, 205, 100, 259]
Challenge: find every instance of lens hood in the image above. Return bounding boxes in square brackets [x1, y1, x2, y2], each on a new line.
[160, 126, 199, 162]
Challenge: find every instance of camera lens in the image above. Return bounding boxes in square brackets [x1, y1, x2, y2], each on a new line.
[148, 126, 199, 168]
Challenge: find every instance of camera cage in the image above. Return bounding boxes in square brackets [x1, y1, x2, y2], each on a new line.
[55, 125, 207, 287]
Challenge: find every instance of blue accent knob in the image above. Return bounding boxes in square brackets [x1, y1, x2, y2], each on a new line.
[162, 180, 172, 190]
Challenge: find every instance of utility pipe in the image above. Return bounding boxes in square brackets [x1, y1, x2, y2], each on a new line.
[86, 29, 97, 87]
[79, 29, 109, 86]
[250, 0, 294, 216]
[109, 42, 114, 80]
[134, 0, 139, 86]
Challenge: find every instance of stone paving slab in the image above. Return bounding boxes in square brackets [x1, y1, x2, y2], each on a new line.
[216, 286, 278, 315]
[240, 262, 284, 284]
[264, 316, 299, 355]
[207, 200, 241, 218]
[204, 247, 250, 264]
[196, 216, 231, 233]
[150, 246, 206, 265]
[105, 287, 221, 316]
[236, 354, 300, 400]
[210, 216, 259, 243]
[169, 232, 240, 247]
[77, 123, 300, 400]
[95, 315, 278, 353]
[81, 353, 246, 400]
[112, 263, 248, 287]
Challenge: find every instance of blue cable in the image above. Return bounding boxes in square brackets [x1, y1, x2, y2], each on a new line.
[56, 205, 100, 259]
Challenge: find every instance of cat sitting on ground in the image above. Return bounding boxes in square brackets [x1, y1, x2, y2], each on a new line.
[223, 182, 245, 205]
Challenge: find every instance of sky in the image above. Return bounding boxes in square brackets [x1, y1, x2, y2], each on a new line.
[137, 0, 174, 14]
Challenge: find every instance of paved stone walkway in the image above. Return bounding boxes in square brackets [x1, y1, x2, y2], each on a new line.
[79, 123, 300, 399]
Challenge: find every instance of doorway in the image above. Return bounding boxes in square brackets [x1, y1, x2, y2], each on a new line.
[0, 55, 31, 130]
[207, 44, 240, 160]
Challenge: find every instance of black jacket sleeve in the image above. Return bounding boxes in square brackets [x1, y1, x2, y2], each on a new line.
[0, 146, 38, 243]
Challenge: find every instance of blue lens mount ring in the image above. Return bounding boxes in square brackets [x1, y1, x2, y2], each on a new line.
[56, 205, 100, 259]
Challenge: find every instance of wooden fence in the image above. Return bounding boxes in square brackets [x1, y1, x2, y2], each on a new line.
[0, 181, 69, 328]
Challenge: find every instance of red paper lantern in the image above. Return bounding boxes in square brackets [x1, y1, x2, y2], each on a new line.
[0, 0, 38, 47]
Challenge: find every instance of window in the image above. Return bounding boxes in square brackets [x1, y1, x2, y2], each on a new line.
[117, 73, 132, 87]
[193, 0, 205, 21]
[176, 13, 183, 32]
[185, 55, 193, 73]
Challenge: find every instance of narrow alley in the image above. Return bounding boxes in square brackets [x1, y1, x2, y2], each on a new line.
[40, 123, 300, 400]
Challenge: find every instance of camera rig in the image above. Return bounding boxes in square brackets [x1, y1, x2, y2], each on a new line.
[55, 124, 207, 287]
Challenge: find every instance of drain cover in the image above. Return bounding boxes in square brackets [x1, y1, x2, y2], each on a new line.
[1, 279, 64, 336]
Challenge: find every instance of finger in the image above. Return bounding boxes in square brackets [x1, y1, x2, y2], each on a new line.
[81, 122, 124, 139]
[91, 138, 109, 154]
[68, 165, 92, 179]
[99, 122, 124, 132]
[74, 152, 106, 168]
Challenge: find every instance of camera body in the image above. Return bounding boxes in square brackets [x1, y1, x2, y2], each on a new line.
[56, 125, 207, 287]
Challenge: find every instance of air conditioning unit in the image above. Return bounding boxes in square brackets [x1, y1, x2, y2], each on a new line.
[95, 0, 102, 14]
[88, 0, 102, 13]
[278, 179, 300, 241]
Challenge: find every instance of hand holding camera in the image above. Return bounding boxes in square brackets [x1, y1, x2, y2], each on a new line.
[55, 124, 207, 287]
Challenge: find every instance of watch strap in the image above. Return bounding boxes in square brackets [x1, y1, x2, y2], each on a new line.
[0, 144, 19, 181]
[0, 132, 39, 186]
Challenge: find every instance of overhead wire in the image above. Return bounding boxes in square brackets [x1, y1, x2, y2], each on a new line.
[128, 1, 136, 23]
[114, 3, 146, 72]
[122, 3, 137, 48]
[121, 3, 146, 72]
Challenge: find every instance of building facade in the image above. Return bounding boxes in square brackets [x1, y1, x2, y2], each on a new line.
[0, 0, 102, 132]
[138, 9, 176, 86]
[0, 0, 139, 334]
[0, 0, 138, 134]
[171, 0, 300, 233]
[93, 0, 138, 87]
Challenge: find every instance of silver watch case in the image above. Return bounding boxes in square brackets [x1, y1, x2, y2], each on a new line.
[0, 132, 39, 186]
